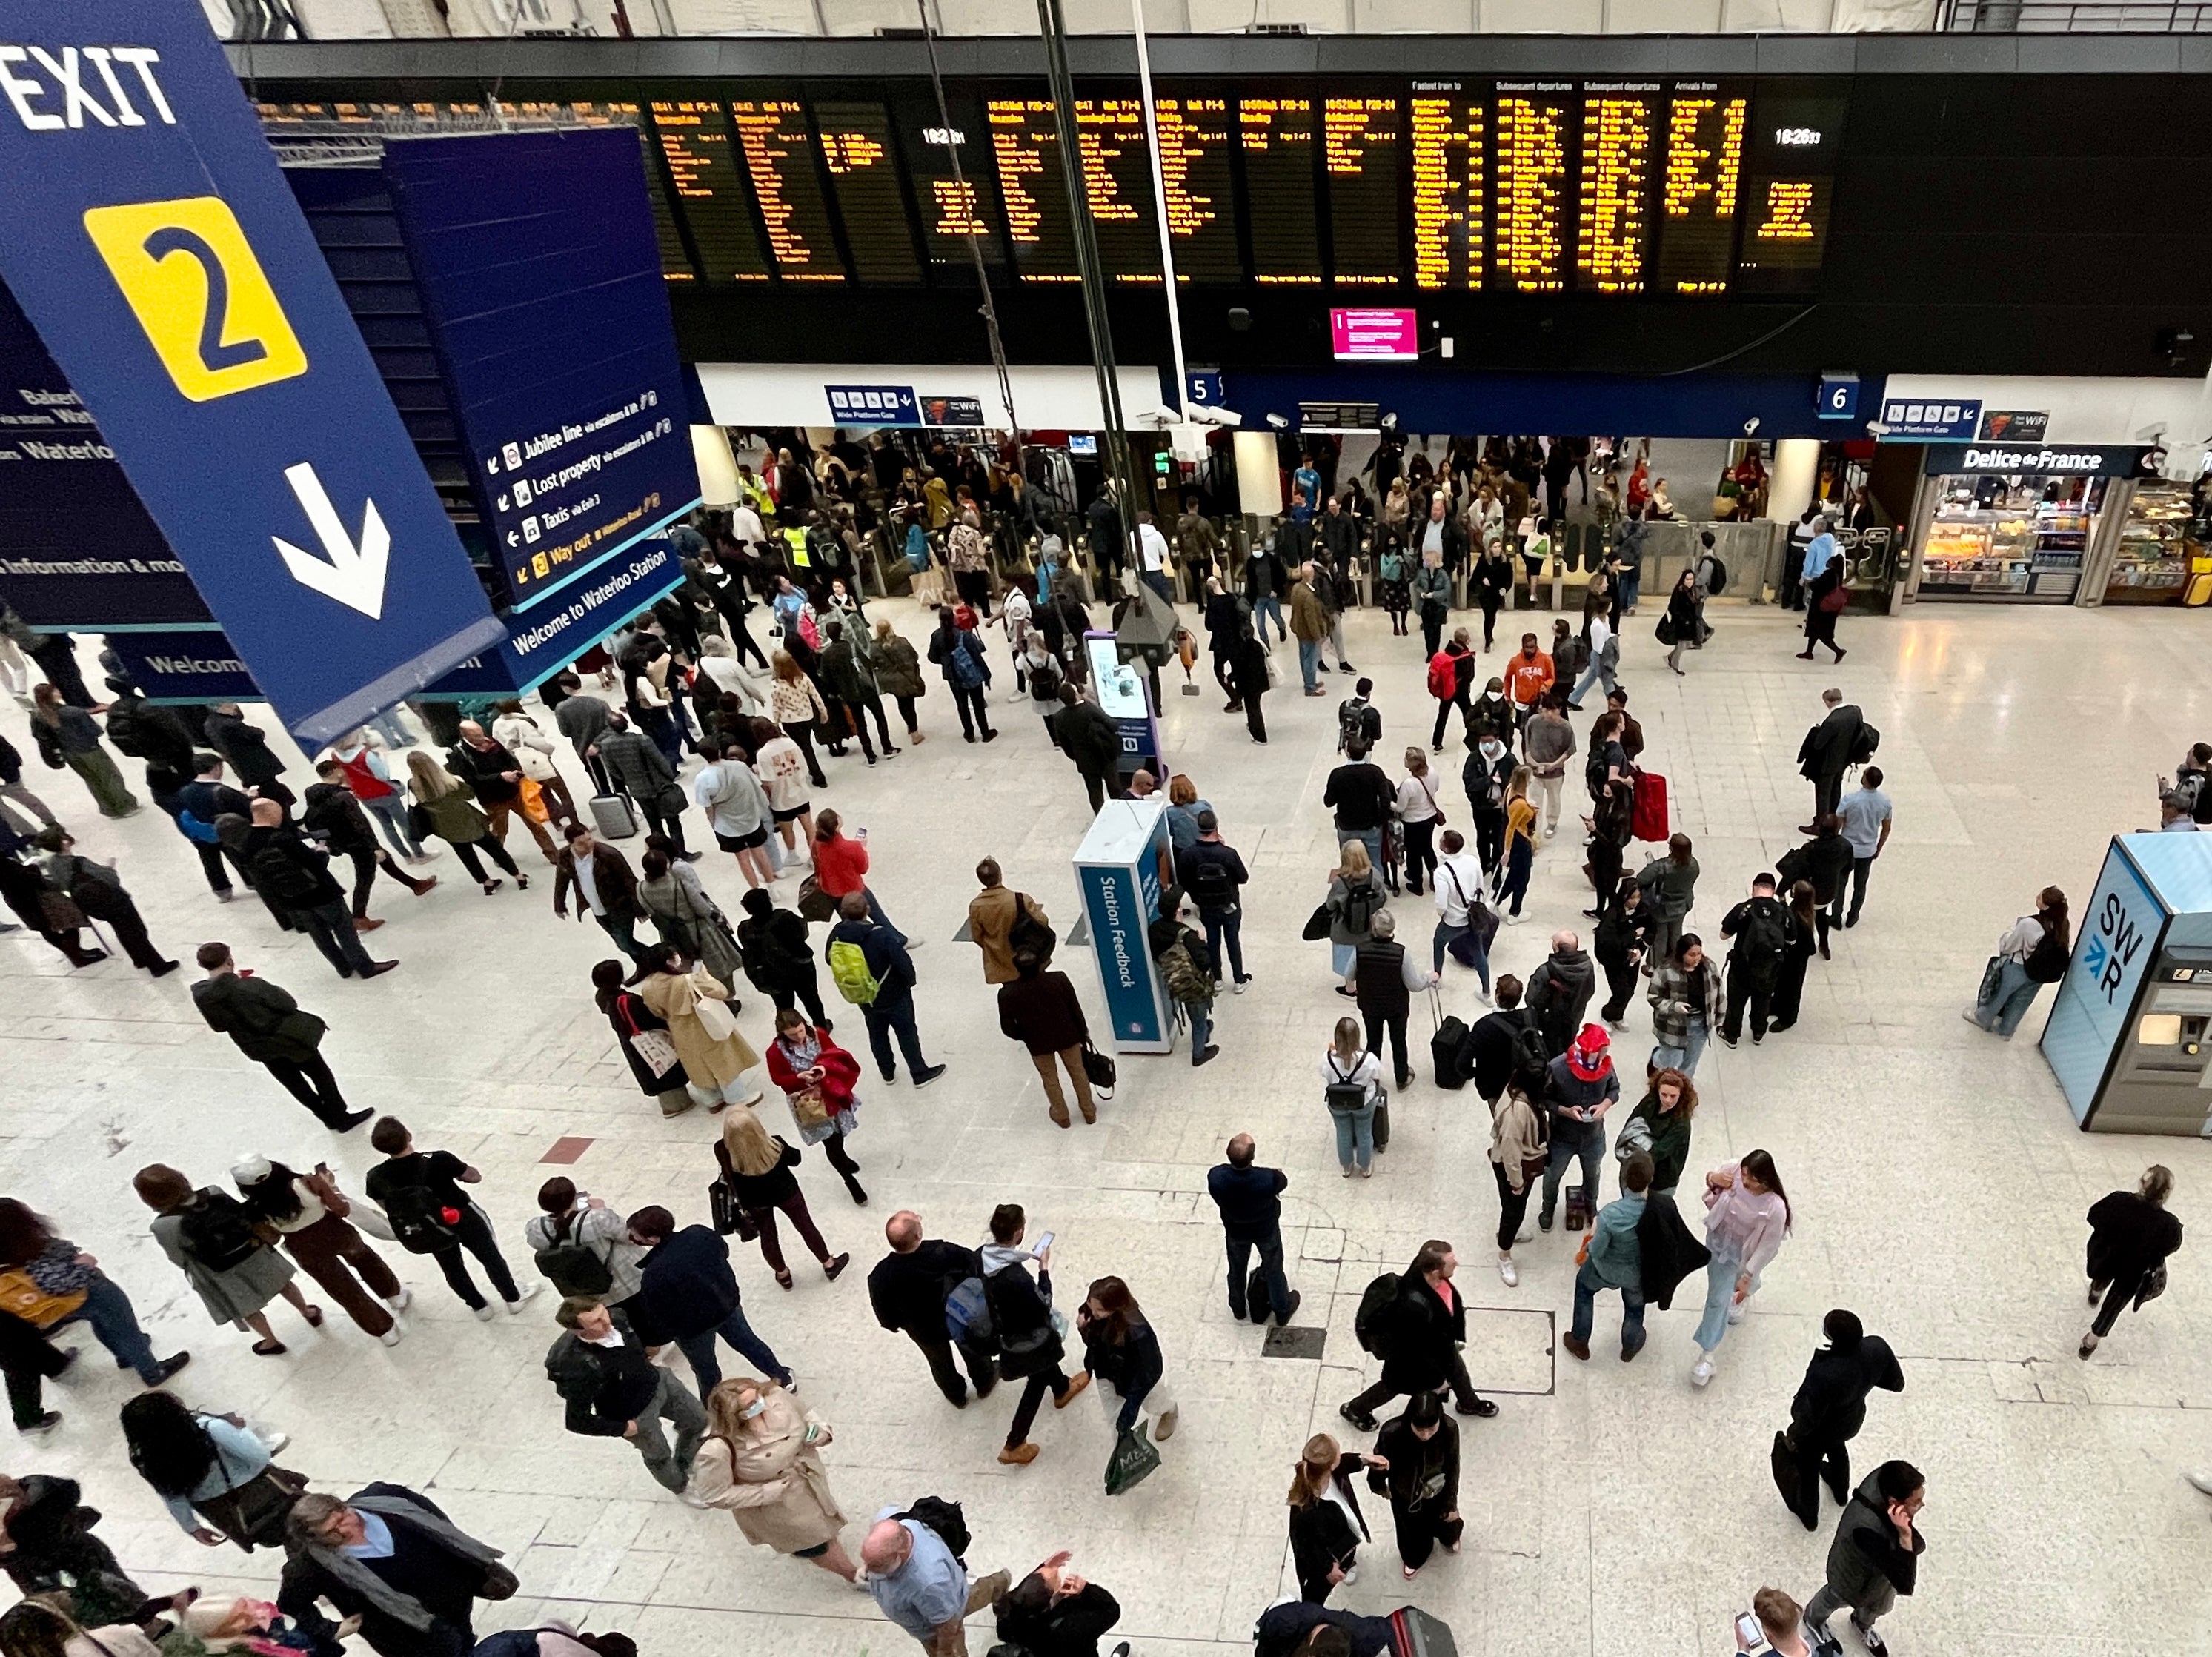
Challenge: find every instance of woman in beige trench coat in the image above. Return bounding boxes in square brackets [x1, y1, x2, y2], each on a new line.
[687, 1376, 863, 1584]
[633, 942, 764, 1111]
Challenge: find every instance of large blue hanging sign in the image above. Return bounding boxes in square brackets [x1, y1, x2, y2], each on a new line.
[0, 0, 504, 743]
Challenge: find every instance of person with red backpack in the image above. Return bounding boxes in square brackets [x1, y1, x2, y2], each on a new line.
[1426, 630, 1475, 752]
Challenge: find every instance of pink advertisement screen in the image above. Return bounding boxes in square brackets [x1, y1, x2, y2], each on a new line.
[1329, 308, 1418, 361]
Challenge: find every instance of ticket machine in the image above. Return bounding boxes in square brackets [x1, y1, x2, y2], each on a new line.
[2042, 832, 2212, 1135]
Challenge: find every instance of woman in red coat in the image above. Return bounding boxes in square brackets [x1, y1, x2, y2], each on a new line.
[810, 809, 903, 938]
[763, 1006, 868, 1205]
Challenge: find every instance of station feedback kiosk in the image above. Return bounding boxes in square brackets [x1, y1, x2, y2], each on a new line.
[1072, 797, 1177, 1056]
[2042, 832, 2212, 1135]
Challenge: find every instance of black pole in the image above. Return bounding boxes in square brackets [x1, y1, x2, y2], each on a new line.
[1035, 0, 1140, 580]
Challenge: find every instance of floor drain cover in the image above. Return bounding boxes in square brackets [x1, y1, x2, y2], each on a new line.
[1262, 1325, 1327, 1361]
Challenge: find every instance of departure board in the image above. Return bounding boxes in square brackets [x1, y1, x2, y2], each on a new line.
[894, 96, 1005, 271]
[1654, 83, 1746, 295]
[1738, 175, 1832, 289]
[1075, 99, 1161, 283]
[730, 100, 846, 282]
[647, 100, 770, 283]
[1409, 87, 1484, 291]
[1323, 97, 1400, 285]
[1736, 85, 1847, 294]
[1575, 85, 1655, 293]
[1492, 85, 1571, 293]
[1153, 96, 1242, 282]
[815, 100, 923, 285]
[987, 98, 1080, 282]
[1240, 95, 1321, 285]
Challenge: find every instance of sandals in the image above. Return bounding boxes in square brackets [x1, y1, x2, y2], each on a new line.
[251, 1339, 288, 1357]
[774, 1269, 794, 1291]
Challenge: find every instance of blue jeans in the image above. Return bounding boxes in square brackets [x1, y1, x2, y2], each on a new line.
[1976, 958, 2043, 1037]
[1618, 570, 1641, 613]
[361, 792, 421, 858]
[367, 711, 414, 750]
[1255, 593, 1286, 640]
[677, 1306, 790, 1401]
[1570, 657, 1616, 705]
[1540, 1126, 1607, 1224]
[1330, 1101, 1377, 1171]
[1298, 639, 1320, 691]
[1432, 917, 1489, 990]
[1570, 1259, 1646, 1352]
[1694, 1243, 1758, 1352]
[1651, 1015, 1710, 1077]
[1226, 1226, 1292, 1321]
[53, 1273, 160, 1381]
[864, 989, 929, 1079]
[1189, 1000, 1212, 1057]
[1201, 906, 1245, 980]
[1142, 569, 1175, 605]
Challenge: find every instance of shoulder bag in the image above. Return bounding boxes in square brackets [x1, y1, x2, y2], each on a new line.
[0, 1269, 85, 1329]
[194, 1434, 309, 1552]
[1080, 1040, 1117, 1096]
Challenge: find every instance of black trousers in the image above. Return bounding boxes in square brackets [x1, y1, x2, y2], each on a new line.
[783, 720, 828, 788]
[2090, 1269, 2150, 1338]
[0, 1311, 69, 1429]
[768, 972, 829, 1029]
[950, 685, 994, 740]
[1492, 1160, 1532, 1252]
[1078, 764, 1117, 813]
[1478, 594, 1504, 650]
[345, 846, 425, 918]
[1813, 771, 1845, 821]
[1472, 806, 1505, 873]
[1393, 1501, 1465, 1570]
[428, 1203, 522, 1311]
[1598, 951, 1639, 1023]
[448, 836, 522, 885]
[1431, 688, 1472, 748]
[1364, 1007, 1410, 1086]
[1787, 1430, 1853, 1529]
[1245, 693, 1267, 743]
[632, 800, 689, 857]
[1721, 963, 1772, 1042]
[823, 696, 876, 760]
[1346, 1349, 1484, 1418]
[1421, 605, 1447, 659]
[908, 1328, 997, 1406]
[262, 1052, 353, 1126]
[93, 899, 167, 971]
[1005, 1362, 1073, 1449]
[1401, 817, 1437, 895]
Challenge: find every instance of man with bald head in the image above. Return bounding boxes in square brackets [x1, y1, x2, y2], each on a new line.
[1208, 1134, 1300, 1327]
[866, 1209, 994, 1407]
[450, 717, 557, 863]
[863, 1507, 1012, 1657]
[240, 797, 396, 979]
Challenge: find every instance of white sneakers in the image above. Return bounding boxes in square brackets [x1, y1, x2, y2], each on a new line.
[385, 1289, 411, 1312]
[379, 1328, 402, 1346]
[474, 1304, 497, 1321]
[1496, 1255, 1518, 1287]
[1727, 1305, 1746, 1326]
[1504, 913, 1525, 926]
[506, 1283, 542, 1314]
[2185, 1470, 2212, 1495]
[1690, 1355, 1716, 1388]
[1474, 987, 1494, 1007]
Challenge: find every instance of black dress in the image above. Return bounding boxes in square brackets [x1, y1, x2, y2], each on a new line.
[1289, 1455, 1372, 1603]
[1805, 554, 1844, 645]
[1369, 1415, 1463, 1570]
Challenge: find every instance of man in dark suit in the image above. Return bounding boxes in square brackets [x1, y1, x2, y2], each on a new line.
[1796, 688, 1865, 829]
[190, 941, 369, 1130]
[280, 1484, 511, 1657]
[1207, 1135, 1301, 1327]
[1339, 1240, 1496, 1430]
[868, 1208, 994, 1408]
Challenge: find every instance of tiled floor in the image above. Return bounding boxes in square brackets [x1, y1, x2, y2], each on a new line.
[5, 594, 2212, 1657]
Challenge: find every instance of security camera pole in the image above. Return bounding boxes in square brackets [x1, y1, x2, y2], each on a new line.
[1037, 0, 1143, 579]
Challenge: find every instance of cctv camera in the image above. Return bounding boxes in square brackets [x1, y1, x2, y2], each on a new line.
[1743, 417, 1761, 436]
[1380, 412, 1399, 432]
[1265, 413, 1289, 430]
[1864, 420, 1893, 437]
[1191, 405, 1243, 428]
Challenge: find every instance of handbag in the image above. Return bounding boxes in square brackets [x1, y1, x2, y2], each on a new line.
[36, 889, 87, 932]
[795, 874, 837, 923]
[1976, 954, 2005, 1009]
[708, 1176, 760, 1242]
[790, 1084, 832, 1129]
[1818, 584, 1848, 614]
[0, 1268, 85, 1329]
[517, 777, 549, 825]
[691, 976, 741, 1043]
[629, 1026, 681, 1075]
[1301, 901, 1334, 943]
[1770, 1429, 1801, 1506]
[1080, 1040, 1117, 1096]
[195, 1460, 308, 1551]
[1103, 1420, 1162, 1497]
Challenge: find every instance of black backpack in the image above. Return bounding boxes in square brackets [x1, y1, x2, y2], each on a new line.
[2025, 926, 2070, 983]
[1733, 900, 1787, 969]
[382, 1183, 461, 1255]
[1849, 722, 1881, 766]
[1704, 555, 1727, 596]
[1507, 1012, 1549, 1078]
[1353, 1272, 1401, 1357]
[534, 1212, 614, 1297]
[897, 1495, 971, 1562]
[177, 1191, 262, 1273]
[247, 841, 322, 907]
[1007, 894, 1057, 960]
[1340, 878, 1379, 937]
[1185, 851, 1238, 910]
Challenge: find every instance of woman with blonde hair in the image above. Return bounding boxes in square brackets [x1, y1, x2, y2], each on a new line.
[405, 748, 523, 894]
[1285, 1431, 1386, 1604]
[1496, 763, 1538, 922]
[1395, 747, 1442, 897]
[1323, 837, 1386, 994]
[864, 617, 927, 745]
[1321, 1015, 1384, 1178]
[685, 1375, 862, 1586]
[716, 1104, 848, 1290]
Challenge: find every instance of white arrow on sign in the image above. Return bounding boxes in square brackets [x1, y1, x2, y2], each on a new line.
[270, 462, 391, 620]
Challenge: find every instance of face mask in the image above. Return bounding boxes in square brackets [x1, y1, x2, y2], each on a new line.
[738, 1397, 768, 1421]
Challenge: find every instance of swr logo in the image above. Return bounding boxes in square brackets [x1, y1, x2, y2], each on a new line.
[82, 196, 306, 402]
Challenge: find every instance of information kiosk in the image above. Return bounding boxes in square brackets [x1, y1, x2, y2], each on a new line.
[1072, 798, 1176, 1056]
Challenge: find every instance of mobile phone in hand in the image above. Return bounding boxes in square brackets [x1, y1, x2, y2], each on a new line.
[1733, 1612, 1767, 1652]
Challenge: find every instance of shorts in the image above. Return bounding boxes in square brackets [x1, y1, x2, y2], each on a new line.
[771, 804, 808, 824]
[714, 825, 770, 851]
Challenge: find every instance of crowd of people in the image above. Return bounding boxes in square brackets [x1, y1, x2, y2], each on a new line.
[0, 423, 2191, 1657]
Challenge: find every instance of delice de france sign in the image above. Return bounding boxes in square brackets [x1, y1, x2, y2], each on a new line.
[0, 0, 505, 743]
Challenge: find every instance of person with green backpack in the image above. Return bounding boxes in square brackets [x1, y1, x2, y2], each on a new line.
[826, 891, 945, 1089]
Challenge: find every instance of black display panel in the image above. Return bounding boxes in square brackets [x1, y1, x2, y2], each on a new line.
[1075, 99, 1163, 283]
[1323, 96, 1400, 286]
[730, 99, 846, 281]
[1576, 82, 1658, 294]
[645, 99, 770, 283]
[1736, 83, 1847, 294]
[1492, 84, 1571, 294]
[1653, 82, 1747, 296]
[1239, 93, 1321, 285]
[1153, 94, 1242, 282]
[815, 99, 923, 285]
[1409, 85, 1484, 291]
[891, 93, 1006, 273]
[987, 96, 1080, 282]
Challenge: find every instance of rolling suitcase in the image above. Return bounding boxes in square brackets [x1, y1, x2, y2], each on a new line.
[1389, 1606, 1458, 1657]
[589, 793, 640, 840]
[1432, 1016, 1469, 1089]
[1630, 771, 1669, 842]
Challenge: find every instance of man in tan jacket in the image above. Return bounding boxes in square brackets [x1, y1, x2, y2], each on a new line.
[967, 858, 1052, 985]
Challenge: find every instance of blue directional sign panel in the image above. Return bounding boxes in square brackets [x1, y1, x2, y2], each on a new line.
[381, 130, 699, 612]
[0, 0, 505, 743]
[0, 282, 213, 629]
[425, 537, 685, 697]
[103, 629, 256, 703]
[825, 384, 920, 426]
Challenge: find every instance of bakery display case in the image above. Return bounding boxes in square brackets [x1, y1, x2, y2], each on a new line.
[1918, 475, 2100, 602]
[2103, 482, 2199, 606]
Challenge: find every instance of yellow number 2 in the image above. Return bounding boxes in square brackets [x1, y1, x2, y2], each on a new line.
[83, 196, 307, 402]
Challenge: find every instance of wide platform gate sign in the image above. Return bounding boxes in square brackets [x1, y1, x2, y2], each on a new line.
[0, 0, 504, 743]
